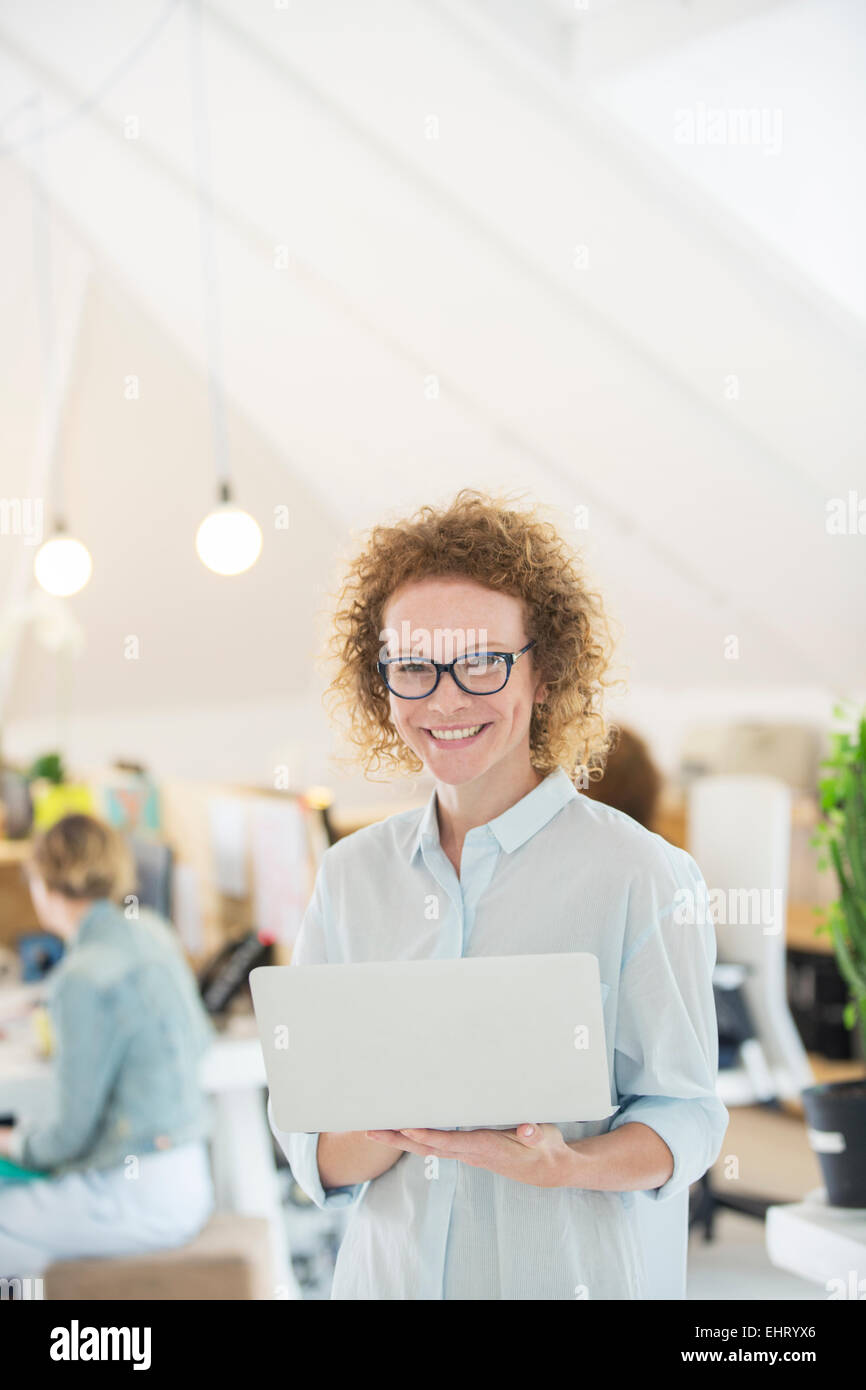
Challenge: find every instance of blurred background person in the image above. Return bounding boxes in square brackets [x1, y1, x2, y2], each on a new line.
[0, 814, 215, 1281]
[583, 724, 663, 831]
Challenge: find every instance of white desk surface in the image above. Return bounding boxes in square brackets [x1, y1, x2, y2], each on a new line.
[767, 1189, 866, 1289]
[0, 1002, 266, 1100]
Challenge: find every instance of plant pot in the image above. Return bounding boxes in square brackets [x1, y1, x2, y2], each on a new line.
[802, 1079, 866, 1207]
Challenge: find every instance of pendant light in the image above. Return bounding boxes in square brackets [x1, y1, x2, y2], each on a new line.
[34, 525, 93, 597]
[187, 0, 261, 576]
[195, 483, 262, 576]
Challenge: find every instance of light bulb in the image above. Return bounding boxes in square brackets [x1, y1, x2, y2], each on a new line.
[305, 785, 334, 810]
[34, 535, 93, 596]
[195, 505, 262, 576]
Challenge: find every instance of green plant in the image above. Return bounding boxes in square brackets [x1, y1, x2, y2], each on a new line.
[812, 703, 866, 1062]
[26, 751, 66, 785]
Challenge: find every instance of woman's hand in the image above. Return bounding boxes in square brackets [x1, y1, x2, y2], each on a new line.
[365, 1123, 573, 1188]
[316, 1130, 404, 1189]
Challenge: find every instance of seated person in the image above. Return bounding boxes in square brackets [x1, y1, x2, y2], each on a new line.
[0, 813, 215, 1280]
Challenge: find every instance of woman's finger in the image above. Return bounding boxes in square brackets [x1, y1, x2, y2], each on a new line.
[513, 1123, 543, 1146]
[366, 1130, 446, 1158]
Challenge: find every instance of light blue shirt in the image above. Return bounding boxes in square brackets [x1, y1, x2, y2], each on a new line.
[268, 766, 728, 1299]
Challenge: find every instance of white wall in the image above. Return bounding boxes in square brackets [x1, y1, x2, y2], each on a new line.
[5, 682, 858, 813]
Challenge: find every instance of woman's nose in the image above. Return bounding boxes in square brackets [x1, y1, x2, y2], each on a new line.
[426, 678, 474, 715]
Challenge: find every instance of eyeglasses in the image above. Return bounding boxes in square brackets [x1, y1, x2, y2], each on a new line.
[377, 640, 536, 700]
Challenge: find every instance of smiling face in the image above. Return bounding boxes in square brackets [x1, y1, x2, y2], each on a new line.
[380, 576, 547, 789]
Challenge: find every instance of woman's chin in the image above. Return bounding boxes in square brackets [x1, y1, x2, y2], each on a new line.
[419, 748, 497, 786]
[426, 766, 488, 787]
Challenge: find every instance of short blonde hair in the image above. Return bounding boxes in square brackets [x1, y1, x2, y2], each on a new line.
[29, 814, 136, 903]
[322, 488, 619, 782]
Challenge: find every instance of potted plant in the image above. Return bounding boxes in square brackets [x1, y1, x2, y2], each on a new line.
[28, 752, 66, 787]
[803, 704, 866, 1206]
[26, 751, 96, 830]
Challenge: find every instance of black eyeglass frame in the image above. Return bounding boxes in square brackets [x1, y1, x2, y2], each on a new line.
[377, 640, 537, 700]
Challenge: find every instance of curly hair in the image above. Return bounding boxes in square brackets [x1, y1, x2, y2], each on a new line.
[318, 488, 621, 784]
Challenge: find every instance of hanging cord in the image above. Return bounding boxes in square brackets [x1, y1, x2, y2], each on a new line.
[28, 92, 67, 532]
[185, 0, 231, 499]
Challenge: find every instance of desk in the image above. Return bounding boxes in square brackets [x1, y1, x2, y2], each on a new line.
[0, 1021, 300, 1298]
[766, 1188, 866, 1292]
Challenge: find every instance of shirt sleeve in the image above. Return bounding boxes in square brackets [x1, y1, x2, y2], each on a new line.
[14, 972, 126, 1171]
[265, 855, 364, 1212]
[607, 845, 729, 1203]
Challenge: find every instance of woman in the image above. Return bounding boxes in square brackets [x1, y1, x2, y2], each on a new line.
[269, 488, 728, 1300]
[0, 813, 215, 1280]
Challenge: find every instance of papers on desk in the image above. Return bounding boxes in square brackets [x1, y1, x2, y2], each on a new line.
[172, 863, 206, 956]
[206, 794, 312, 947]
[208, 797, 249, 897]
[0, 981, 50, 1024]
[250, 799, 309, 947]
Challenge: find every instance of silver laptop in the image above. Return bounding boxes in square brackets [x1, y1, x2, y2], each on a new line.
[250, 952, 615, 1133]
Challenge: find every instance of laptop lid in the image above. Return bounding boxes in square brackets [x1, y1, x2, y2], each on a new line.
[251, 952, 615, 1133]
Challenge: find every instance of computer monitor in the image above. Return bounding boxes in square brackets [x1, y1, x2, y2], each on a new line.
[127, 835, 173, 919]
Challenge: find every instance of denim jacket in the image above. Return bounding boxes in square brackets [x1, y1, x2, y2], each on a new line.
[11, 897, 216, 1177]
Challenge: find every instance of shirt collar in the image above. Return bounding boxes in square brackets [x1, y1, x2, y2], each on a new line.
[71, 897, 119, 947]
[409, 766, 577, 862]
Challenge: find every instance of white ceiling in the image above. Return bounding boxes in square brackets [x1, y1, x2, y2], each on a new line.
[0, 0, 863, 739]
[588, 0, 866, 320]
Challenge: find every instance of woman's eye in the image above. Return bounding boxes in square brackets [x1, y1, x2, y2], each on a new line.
[464, 656, 501, 671]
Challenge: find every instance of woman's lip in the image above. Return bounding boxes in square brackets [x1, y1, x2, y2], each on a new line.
[420, 722, 492, 745]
